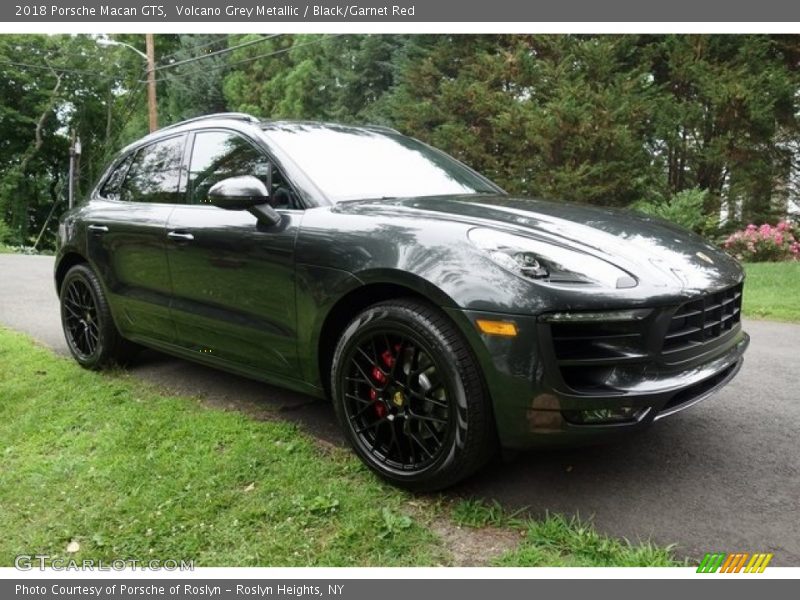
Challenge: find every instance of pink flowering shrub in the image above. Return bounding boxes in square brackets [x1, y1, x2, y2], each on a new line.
[723, 221, 800, 262]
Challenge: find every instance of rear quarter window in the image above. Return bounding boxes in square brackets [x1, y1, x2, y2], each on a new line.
[98, 153, 134, 201]
[119, 135, 187, 204]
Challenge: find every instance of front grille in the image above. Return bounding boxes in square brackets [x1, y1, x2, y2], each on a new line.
[662, 283, 742, 355]
[544, 282, 743, 394]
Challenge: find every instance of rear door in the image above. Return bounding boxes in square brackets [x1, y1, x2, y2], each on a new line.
[85, 134, 187, 344]
[165, 128, 302, 376]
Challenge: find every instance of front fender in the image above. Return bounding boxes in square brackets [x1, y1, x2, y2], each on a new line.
[295, 205, 535, 314]
[353, 268, 458, 308]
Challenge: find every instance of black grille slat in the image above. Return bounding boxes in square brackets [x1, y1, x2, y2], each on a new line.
[548, 282, 743, 393]
[548, 318, 649, 392]
[662, 282, 743, 354]
[664, 326, 702, 341]
[549, 319, 647, 364]
[552, 332, 641, 342]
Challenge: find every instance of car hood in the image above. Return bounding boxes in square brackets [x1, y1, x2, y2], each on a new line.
[340, 194, 744, 294]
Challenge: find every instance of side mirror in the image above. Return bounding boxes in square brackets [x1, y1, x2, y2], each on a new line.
[207, 175, 281, 226]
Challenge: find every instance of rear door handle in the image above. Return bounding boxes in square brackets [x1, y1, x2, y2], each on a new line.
[167, 231, 194, 242]
[87, 224, 109, 234]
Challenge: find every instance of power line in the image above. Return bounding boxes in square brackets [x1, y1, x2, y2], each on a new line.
[105, 75, 147, 154]
[0, 35, 276, 81]
[147, 35, 340, 84]
[154, 34, 283, 72]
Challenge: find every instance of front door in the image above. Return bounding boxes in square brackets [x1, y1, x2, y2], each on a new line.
[165, 129, 302, 376]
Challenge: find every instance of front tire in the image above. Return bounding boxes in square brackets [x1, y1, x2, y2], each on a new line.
[60, 263, 138, 369]
[331, 299, 496, 491]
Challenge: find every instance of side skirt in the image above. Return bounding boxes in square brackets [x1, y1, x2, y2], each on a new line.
[124, 333, 327, 400]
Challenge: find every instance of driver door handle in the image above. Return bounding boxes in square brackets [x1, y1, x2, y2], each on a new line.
[87, 224, 109, 234]
[167, 230, 194, 242]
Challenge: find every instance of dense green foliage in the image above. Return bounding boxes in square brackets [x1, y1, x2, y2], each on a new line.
[633, 188, 717, 236]
[2, 34, 799, 249]
[0, 34, 182, 248]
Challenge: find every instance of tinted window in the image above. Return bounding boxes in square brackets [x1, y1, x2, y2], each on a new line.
[263, 124, 499, 202]
[120, 135, 186, 203]
[99, 153, 134, 200]
[188, 131, 270, 205]
[269, 161, 299, 209]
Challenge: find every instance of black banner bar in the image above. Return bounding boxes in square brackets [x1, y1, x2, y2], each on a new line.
[3, 579, 796, 600]
[4, 0, 800, 22]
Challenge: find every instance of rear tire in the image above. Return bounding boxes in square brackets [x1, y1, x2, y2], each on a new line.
[60, 263, 139, 369]
[331, 298, 496, 491]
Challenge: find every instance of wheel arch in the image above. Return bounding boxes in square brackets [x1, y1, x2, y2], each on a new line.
[314, 268, 467, 398]
[55, 251, 89, 294]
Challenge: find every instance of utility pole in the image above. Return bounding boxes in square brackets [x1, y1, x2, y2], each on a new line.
[145, 33, 158, 132]
[97, 36, 158, 131]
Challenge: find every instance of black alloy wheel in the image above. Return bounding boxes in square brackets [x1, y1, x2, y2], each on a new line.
[343, 328, 452, 471]
[60, 263, 138, 369]
[331, 299, 496, 491]
[62, 277, 100, 360]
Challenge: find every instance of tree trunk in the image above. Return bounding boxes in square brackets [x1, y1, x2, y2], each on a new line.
[16, 72, 64, 177]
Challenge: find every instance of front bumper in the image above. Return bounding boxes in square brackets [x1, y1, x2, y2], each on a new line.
[445, 293, 750, 449]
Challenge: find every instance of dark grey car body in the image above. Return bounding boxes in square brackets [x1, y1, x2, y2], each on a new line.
[55, 114, 749, 451]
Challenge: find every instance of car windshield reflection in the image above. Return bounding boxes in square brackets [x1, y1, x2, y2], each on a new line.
[262, 122, 500, 202]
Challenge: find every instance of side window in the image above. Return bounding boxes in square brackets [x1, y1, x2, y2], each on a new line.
[269, 163, 299, 210]
[99, 153, 134, 200]
[120, 135, 186, 204]
[188, 131, 269, 205]
[188, 130, 299, 209]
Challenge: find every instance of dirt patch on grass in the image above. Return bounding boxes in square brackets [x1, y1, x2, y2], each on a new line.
[429, 517, 522, 566]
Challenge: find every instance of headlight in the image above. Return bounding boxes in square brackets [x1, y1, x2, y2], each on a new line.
[468, 227, 637, 289]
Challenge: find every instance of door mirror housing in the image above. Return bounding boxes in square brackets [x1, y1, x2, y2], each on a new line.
[207, 175, 281, 226]
[208, 175, 268, 209]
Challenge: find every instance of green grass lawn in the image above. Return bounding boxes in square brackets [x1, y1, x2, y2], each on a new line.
[0, 328, 677, 567]
[743, 262, 800, 323]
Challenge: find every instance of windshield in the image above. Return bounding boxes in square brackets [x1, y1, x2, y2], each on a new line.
[263, 123, 500, 202]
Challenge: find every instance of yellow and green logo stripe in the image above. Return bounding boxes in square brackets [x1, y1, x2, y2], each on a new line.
[697, 552, 773, 573]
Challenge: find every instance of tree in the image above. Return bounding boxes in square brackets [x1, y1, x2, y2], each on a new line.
[0, 35, 87, 246]
[646, 35, 798, 225]
[0, 34, 178, 248]
[223, 34, 406, 122]
[163, 34, 230, 122]
[385, 35, 657, 205]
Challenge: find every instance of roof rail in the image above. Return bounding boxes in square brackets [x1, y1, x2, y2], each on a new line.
[365, 124, 401, 135]
[159, 112, 261, 132]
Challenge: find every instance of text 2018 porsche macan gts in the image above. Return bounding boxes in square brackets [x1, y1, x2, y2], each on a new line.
[56, 113, 749, 490]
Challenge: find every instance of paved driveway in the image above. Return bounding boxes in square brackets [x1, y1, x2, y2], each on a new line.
[1, 254, 798, 564]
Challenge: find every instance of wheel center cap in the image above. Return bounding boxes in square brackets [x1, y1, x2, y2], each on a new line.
[392, 390, 405, 407]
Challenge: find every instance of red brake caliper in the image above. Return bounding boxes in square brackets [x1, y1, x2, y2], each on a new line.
[370, 343, 402, 418]
[371, 366, 386, 417]
[371, 366, 386, 384]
